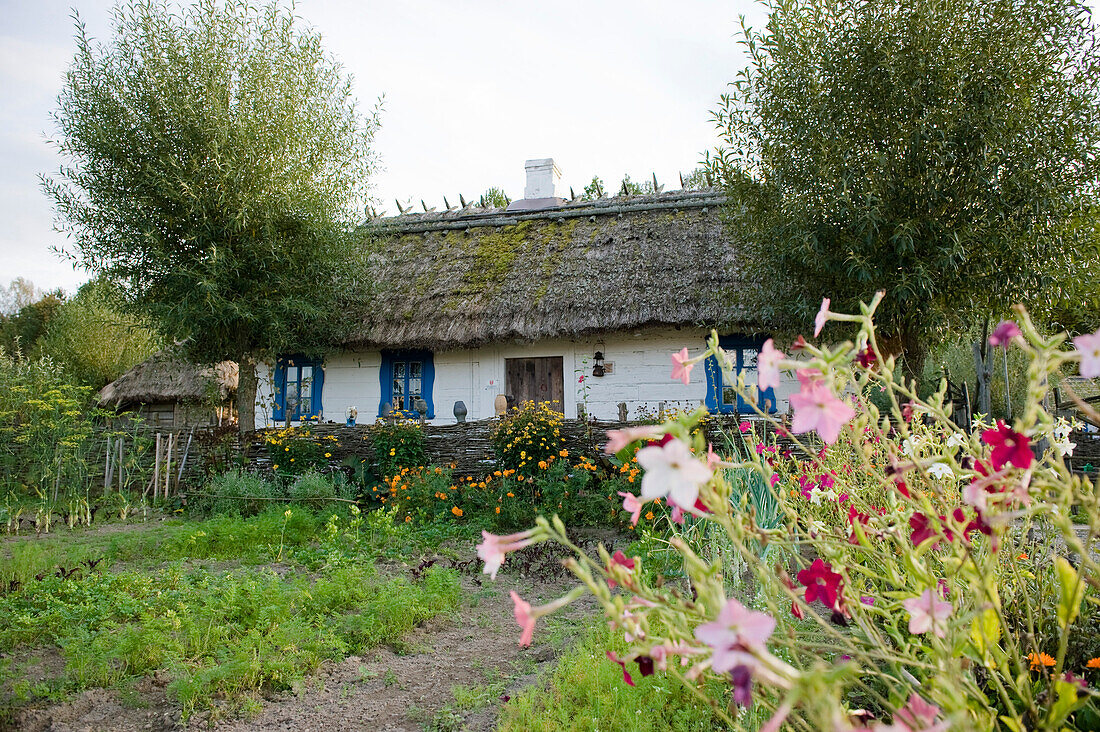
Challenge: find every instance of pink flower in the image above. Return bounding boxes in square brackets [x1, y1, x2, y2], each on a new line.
[982, 421, 1033, 470]
[606, 651, 635, 686]
[636, 437, 713, 510]
[477, 529, 537, 580]
[886, 693, 949, 732]
[1075, 329, 1100, 378]
[511, 591, 536, 647]
[605, 425, 665, 454]
[814, 297, 831, 337]
[909, 513, 941, 548]
[618, 491, 644, 525]
[670, 347, 694, 385]
[789, 371, 856, 444]
[694, 598, 776, 673]
[797, 558, 844, 611]
[607, 550, 637, 588]
[903, 588, 953, 639]
[739, 420, 752, 433]
[758, 338, 784, 391]
[989, 320, 1021, 348]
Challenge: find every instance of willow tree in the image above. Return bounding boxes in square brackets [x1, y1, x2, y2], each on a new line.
[711, 0, 1100, 382]
[44, 0, 379, 432]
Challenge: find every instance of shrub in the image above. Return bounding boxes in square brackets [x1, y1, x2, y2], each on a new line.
[264, 425, 333, 477]
[288, 470, 336, 506]
[492, 401, 565, 478]
[368, 419, 427, 478]
[193, 469, 284, 517]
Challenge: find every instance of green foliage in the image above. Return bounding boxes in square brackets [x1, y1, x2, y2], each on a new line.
[0, 552, 460, 721]
[369, 420, 427, 478]
[712, 0, 1100, 374]
[190, 469, 285, 517]
[581, 176, 605, 200]
[35, 278, 161, 389]
[288, 470, 337, 506]
[263, 425, 333, 478]
[0, 292, 65, 358]
[43, 0, 381, 430]
[498, 622, 729, 732]
[479, 187, 511, 208]
[491, 401, 566, 479]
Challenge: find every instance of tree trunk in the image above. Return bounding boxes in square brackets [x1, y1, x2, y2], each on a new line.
[237, 354, 257, 437]
[899, 322, 927, 391]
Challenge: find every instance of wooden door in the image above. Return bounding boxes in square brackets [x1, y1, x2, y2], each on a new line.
[505, 357, 564, 413]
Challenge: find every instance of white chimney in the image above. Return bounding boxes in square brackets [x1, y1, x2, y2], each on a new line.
[523, 158, 561, 199]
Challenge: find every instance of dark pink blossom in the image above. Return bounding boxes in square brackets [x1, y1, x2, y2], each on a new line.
[982, 421, 1033, 470]
[606, 651, 635, 686]
[797, 559, 843, 611]
[989, 320, 1022, 348]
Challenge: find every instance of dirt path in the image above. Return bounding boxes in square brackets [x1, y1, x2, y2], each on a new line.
[193, 573, 595, 732]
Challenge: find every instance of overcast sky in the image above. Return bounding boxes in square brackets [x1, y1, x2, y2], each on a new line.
[0, 0, 768, 294]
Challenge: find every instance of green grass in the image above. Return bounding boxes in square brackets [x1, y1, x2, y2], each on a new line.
[0, 505, 464, 722]
[498, 623, 731, 732]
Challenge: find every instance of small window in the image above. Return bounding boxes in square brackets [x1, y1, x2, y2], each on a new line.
[273, 356, 324, 422]
[380, 350, 435, 418]
[704, 337, 777, 415]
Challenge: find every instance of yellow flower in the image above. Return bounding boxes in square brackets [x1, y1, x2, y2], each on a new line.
[273, 464, 279, 470]
[451, 506, 463, 517]
[324, 453, 331, 458]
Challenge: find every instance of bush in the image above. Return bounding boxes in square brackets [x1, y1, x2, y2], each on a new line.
[193, 469, 284, 517]
[288, 470, 337, 506]
[264, 425, 333, 477]
[492, 401, 565, 478]
[368, 420, 426, 478]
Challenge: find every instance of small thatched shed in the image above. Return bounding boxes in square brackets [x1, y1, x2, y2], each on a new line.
[99, 354, 238, 429]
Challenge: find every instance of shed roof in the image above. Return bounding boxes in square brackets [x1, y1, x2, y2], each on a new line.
[350, 189, 768, 350]
[98, 354, 237, 408]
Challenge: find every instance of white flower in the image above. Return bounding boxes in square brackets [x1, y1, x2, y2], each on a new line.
[902, 437, 921, 457]
[636, 438, 714, 509]
[1054, 438, 1076, 457]
[927, 462, 954, 480]
[809, 489, 824, 505]
[945, 433, 966, 449]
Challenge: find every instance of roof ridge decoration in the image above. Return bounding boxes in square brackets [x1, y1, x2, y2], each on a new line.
[367, 188, 725, 235]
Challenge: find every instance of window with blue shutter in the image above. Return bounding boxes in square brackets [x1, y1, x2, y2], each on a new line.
[703, 337, 778, 415]
[379, 350, 434, 419]
[272, 356, 324, 422]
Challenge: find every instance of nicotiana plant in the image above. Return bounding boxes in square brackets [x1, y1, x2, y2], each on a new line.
[478, 293, 1100, 731]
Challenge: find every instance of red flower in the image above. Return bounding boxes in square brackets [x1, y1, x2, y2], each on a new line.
[909, 513, 940, 548]
[855, 345, 877, 368]
[847, 506, 871, 545]
[797, 559, 843, 610]
[611, 550, 636, 570]
[982, 421, 1033, 471]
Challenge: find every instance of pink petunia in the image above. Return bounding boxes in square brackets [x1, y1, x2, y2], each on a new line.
[982, 421, 1033, 471]
[789, 371, 856, 444]
[477, 529, 538, 580]
[814, 297, 831, 337]
[670, 347, 694, 385]
[618, 491, 644, 525]
[758, 338, 784, 391]
[694, 597, 776, 673]
[1074, 329, 1100, 379]
[903, 588, 953, 639]
[989, 320, 1021, 348]
[511, 591, 536, 647]
[636, 437, 714, 510]
[604, 425, 665, 454]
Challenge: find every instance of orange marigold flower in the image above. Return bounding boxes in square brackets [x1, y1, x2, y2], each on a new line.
[1028, 652, 1056, 670]
[1018, 553, 1028, 560]
[645, 511, 655, 521]
[507, 492, 515, 498]
[494, 506, 501, 514]
[451, 506, 463, 517]
[404, 515, 411, 522]
[1087, 657, 1100, 669]
[559, 449, 569, 457]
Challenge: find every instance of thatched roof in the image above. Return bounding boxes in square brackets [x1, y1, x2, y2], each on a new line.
[99, 354, 238, 408]
[350, 189, 766, 350]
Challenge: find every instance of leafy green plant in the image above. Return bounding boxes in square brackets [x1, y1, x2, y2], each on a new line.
[491, 401, 565, 479]
[369, 420, 427, 478]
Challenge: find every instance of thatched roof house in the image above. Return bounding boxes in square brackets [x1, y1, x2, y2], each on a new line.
[100, 354, 237, 429]
[350, 188, 765, 351]
[253, 159, 795, 429]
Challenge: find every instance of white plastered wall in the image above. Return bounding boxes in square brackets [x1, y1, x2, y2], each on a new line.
[255, 328, 799, 426]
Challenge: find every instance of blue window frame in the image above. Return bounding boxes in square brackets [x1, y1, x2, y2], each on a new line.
[703, 337, 778, 415]
[379, 349, 435, 419]
[272, 356, 324, 422]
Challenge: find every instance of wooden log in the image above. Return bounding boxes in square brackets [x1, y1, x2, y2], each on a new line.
[104, 435, 113, 496]
[164, 432, 175, 499]
[153, 433, 162, 503]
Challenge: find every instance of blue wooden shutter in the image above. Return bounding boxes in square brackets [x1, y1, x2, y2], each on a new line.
[311, 364, 325, 420]
[272, 360, 287, 422]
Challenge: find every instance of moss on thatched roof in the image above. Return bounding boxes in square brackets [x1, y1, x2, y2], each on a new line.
[98, 354, 237, 408]
[350, 189, 767, 350]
